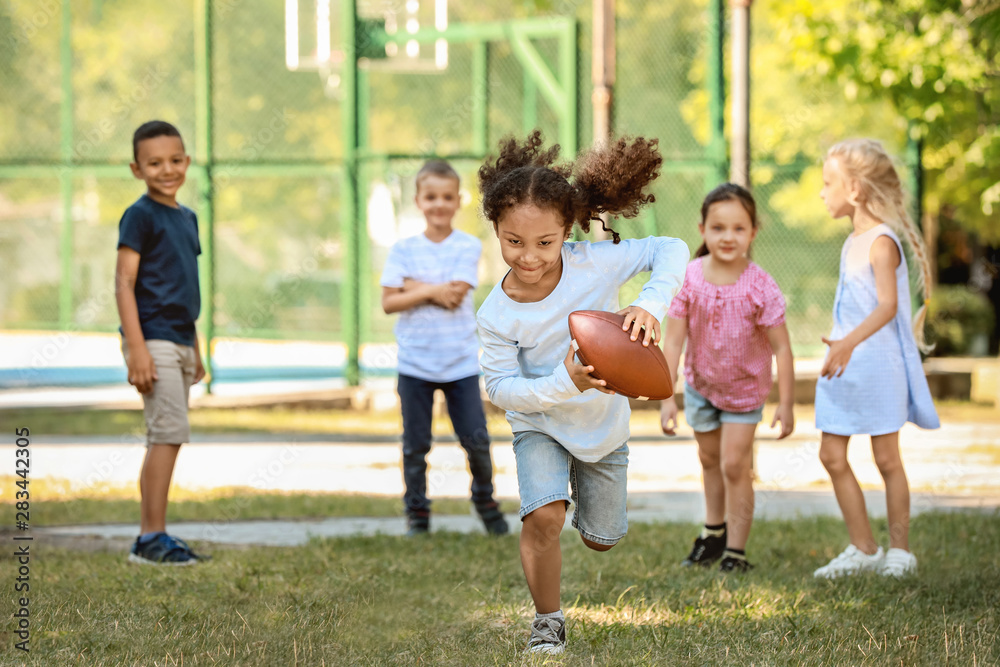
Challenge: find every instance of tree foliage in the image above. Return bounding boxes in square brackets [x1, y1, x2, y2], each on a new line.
[768, 0, 1000, 241]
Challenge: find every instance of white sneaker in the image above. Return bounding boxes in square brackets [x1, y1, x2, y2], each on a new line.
[813, 545, 885, 579]
[526, 616, 566, 655]
[880, 548, 917, 576]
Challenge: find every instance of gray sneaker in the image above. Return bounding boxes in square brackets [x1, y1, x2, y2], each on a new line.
[527, 616, 566, 655]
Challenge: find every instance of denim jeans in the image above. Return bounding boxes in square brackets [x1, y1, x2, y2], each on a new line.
[397, 373, 496, 519]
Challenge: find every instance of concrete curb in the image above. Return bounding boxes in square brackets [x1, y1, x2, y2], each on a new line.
[33, 490, 1000, 548]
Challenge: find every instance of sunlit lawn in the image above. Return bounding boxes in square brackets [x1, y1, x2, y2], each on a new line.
[3, 512, 997, 665]
[7, 485, 519, 527]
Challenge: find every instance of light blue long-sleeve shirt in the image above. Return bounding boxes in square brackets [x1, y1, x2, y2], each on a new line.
[476, 236, 689, 462]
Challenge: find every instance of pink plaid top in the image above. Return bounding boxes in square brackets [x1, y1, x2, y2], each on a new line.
[667, 257, 786, 412]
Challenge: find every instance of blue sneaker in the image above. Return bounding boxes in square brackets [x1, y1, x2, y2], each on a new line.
[169, 535, 211, 561]
[128, 533, 207, 566]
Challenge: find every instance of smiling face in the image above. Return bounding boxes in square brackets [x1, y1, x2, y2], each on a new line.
[130, 135, 190, 207]
[698, 199, 757, 265]
[820, 157, 855, 220]
[494, 204, 567, 297]
[415, 174, 461, 237]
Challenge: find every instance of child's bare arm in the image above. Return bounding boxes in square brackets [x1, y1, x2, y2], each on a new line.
[382, 280, 469, 313]
[192, 326, 206, 384]
[115, 247, 157, 394]
[411, 279, 471, 309]
[381, 283, 438, 313]
[449, 281, 473, 303]
[659, 316, 687, 435]
[766, 322, 795, 439]
[821, 236, 900, 378]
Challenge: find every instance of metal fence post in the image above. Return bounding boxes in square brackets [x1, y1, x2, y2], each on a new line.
[559, 18, 578, 157]
[472, 41, 489, 155]
[707, 0, 727, 190]
[59, 0, 74, 330]
[906, 132, 923, 230]
[729, 0, 751, 188]
[342, 0, 361, 386]
[195, 0, 215, 392]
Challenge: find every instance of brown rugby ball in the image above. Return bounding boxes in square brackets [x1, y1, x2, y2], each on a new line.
[568, 310, 674, 400]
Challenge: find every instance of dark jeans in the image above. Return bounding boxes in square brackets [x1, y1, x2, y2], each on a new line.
[397, 373, 496, 519]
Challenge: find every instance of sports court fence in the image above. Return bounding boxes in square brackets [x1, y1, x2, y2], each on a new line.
[0, 0, 921, 387]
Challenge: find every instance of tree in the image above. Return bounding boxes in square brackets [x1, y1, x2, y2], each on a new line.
[768, 0, 1000, 242]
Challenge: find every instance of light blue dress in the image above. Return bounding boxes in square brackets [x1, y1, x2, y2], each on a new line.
[815, 224, 940, 436]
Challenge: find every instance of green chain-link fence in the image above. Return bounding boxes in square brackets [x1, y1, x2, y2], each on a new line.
[1, 0, 920, 386]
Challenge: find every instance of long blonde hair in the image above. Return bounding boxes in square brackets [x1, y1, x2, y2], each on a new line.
[826, 138, 933, 352]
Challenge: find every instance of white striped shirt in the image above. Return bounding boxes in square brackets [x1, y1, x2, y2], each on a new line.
[381, 230, 482, 382]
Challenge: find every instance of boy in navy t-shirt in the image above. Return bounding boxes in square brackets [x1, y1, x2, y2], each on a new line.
[115, 120, 209, 565]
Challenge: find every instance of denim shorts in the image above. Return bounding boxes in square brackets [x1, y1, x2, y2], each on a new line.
[684, 383, 764, 433]
[512, 431, 629, 546]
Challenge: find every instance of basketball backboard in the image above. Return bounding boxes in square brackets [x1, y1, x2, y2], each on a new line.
[285, 0, 449, 97]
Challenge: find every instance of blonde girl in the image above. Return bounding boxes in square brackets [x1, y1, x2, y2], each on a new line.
[813, 138, 940, 579]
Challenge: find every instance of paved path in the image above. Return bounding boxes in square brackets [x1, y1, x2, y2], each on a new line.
[15, 419, 1000, 499]
[14, 415, 1000, 548]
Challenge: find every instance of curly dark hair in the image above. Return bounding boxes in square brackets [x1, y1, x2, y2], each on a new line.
[478, 130, 662, 244]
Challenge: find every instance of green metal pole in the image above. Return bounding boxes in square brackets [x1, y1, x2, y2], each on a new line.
[707, 0, 727, 188]
[558, 19, 578, 156]
[906, 132, 923, 229]
[358, 67, 370, 150]
[59, 0, 73, 330]
[522, 72, 538, 134]
[357, 68, 371, 356]
[194, 0, 215, 393]
[342, 0, 361, 385]
[472, 41, 488, 155]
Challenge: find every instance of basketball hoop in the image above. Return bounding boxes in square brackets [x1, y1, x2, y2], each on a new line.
[285, 0, 449, 98]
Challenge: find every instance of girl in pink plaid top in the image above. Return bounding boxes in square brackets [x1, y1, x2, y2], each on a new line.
[660, 183, 795, 572]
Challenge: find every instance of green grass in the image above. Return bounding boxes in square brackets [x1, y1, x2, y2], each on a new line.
[4, 512, 998, 665]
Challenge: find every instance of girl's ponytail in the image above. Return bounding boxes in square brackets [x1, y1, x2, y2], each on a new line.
[890, 193, 934, 352]
[571, 136, 663, 243]
[479, 131, 661, 243]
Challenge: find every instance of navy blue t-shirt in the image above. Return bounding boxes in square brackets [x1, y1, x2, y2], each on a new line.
[117, 194, 201, 346]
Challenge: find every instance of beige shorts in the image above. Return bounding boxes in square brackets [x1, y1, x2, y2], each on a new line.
[123, 339, 197, 445]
